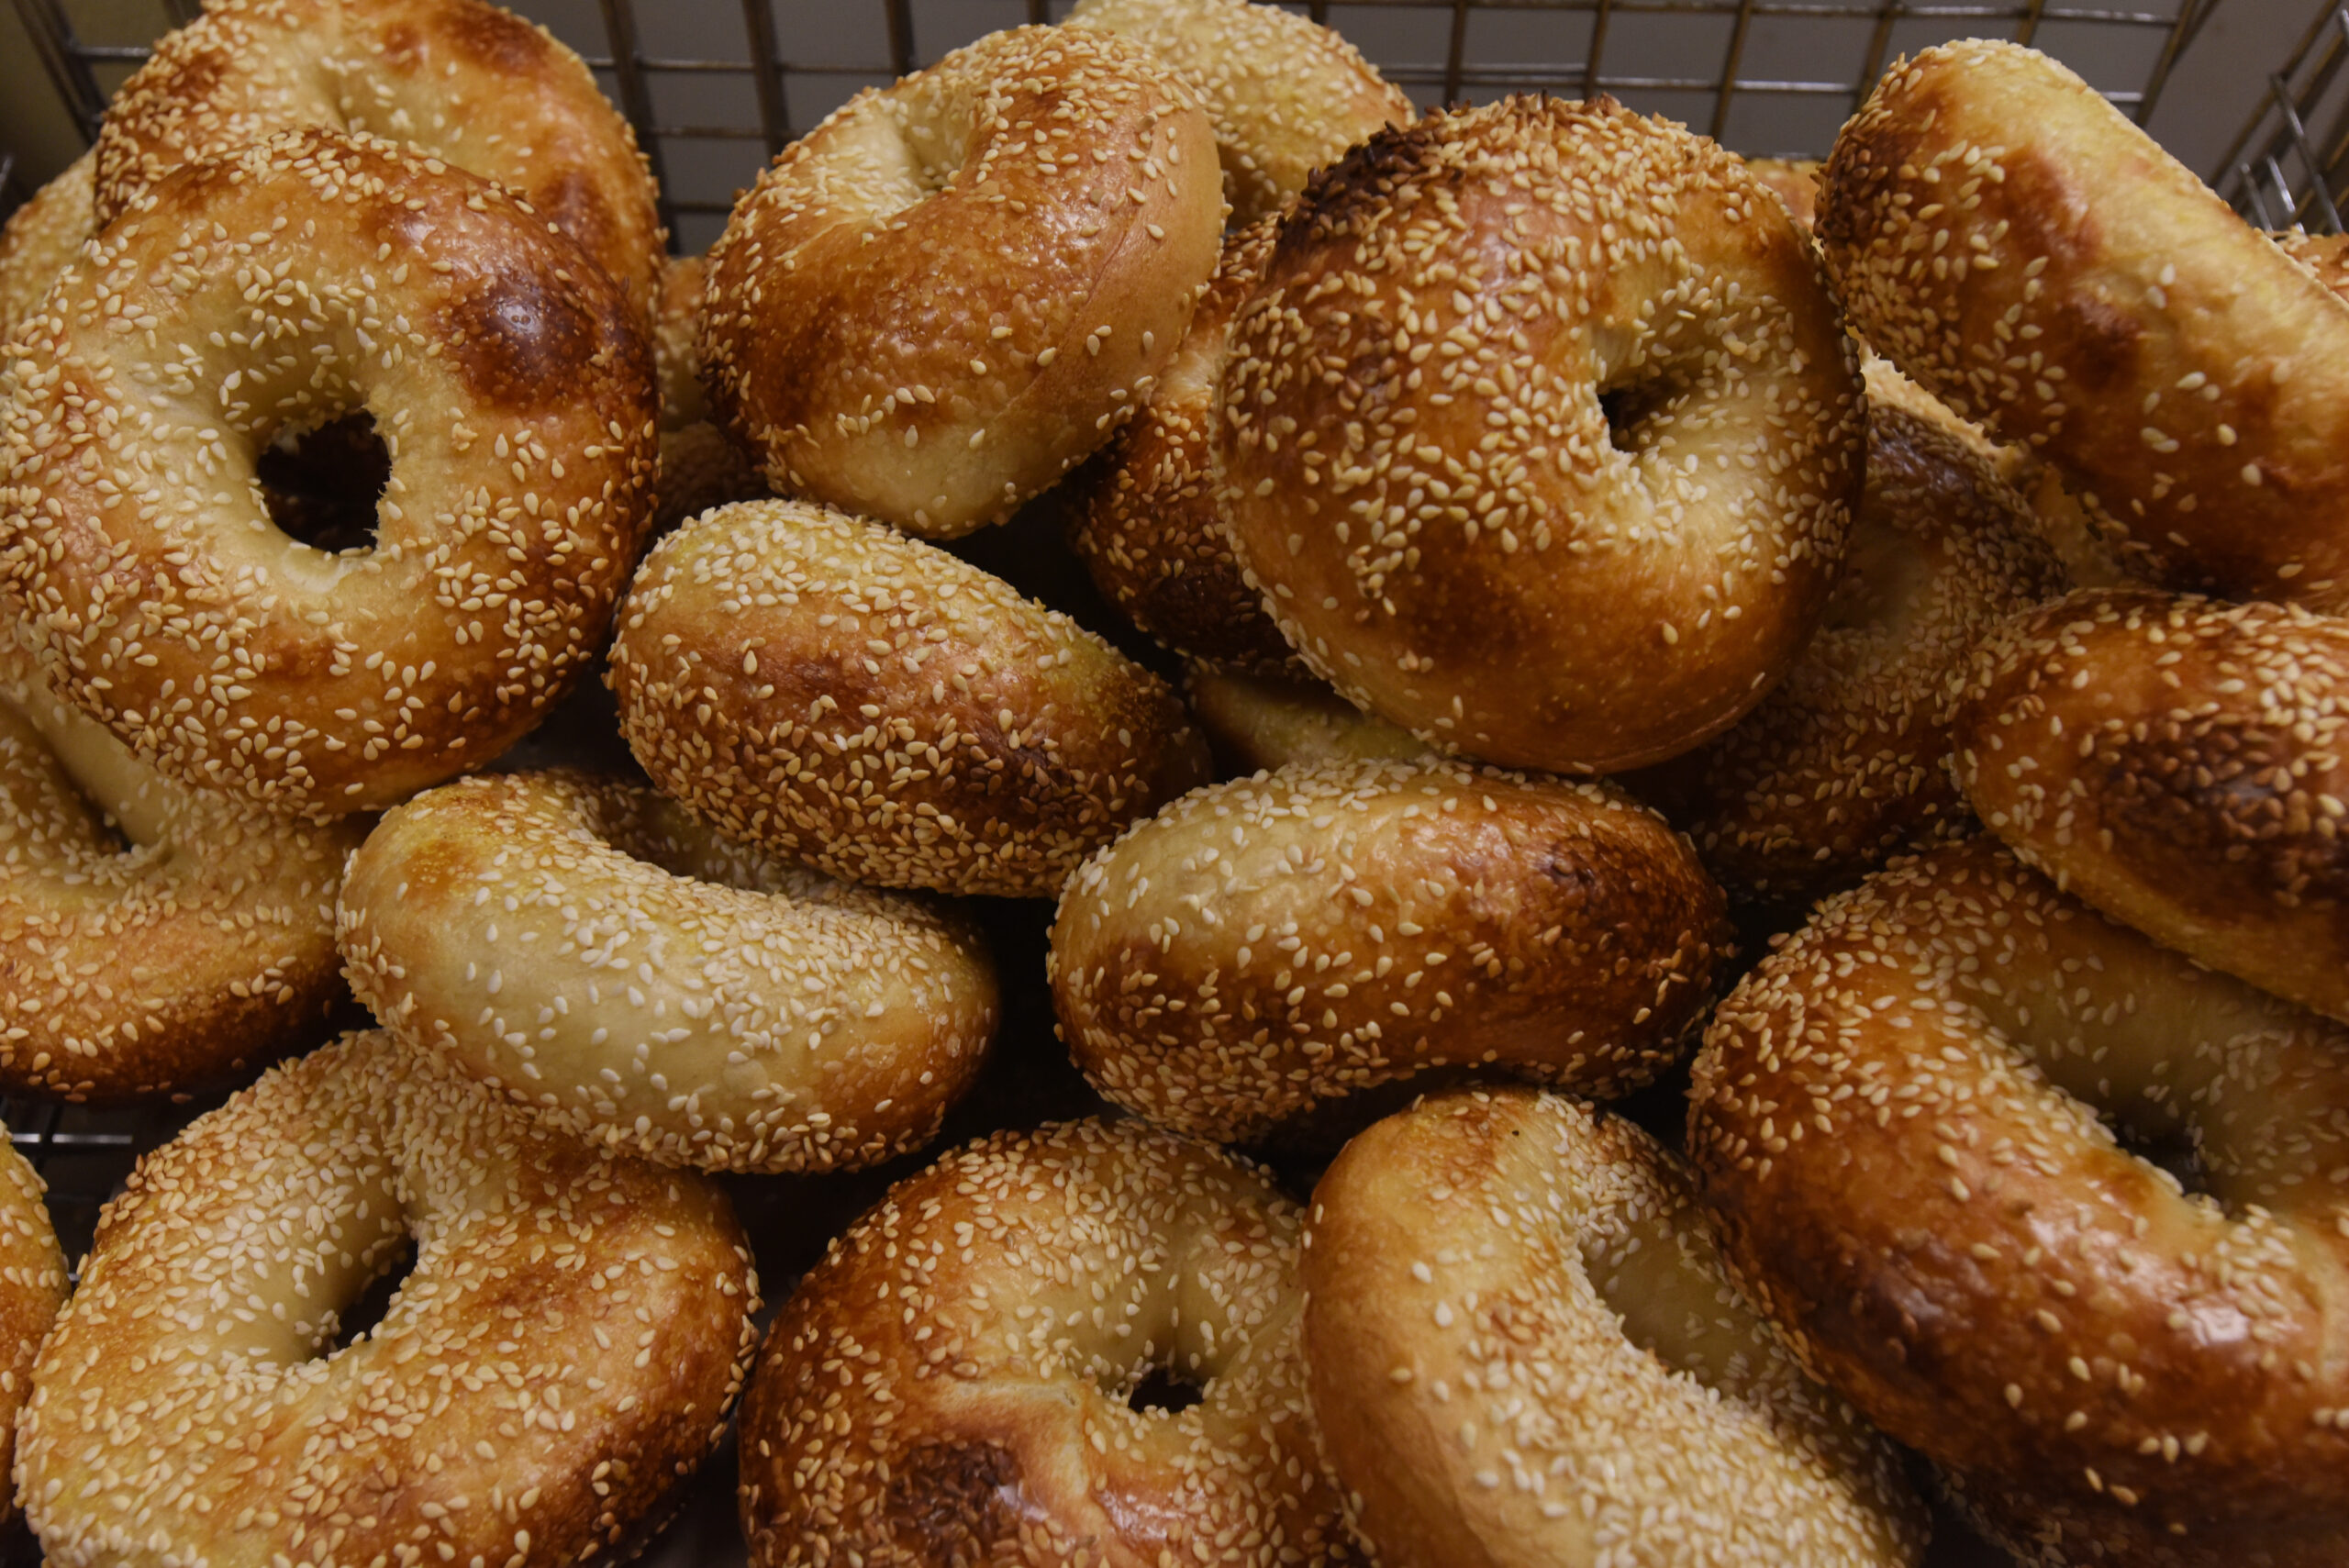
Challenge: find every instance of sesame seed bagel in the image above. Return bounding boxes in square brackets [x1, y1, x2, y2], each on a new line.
[1634, 358, 2066, 909]
[0, 129, 657, 819]
[1066, 213, 1300, 673]
[0, 150, 94, 347]
[19, 1028, 759, 1568]
[93, 0, 662, 317]
[1186, 665, 1427, 774]
[1218, 97, 1864, 773]
[1690, 836, 2349, 1565]
[339, 767, 999, 1173]
[0, 1129, 66, 1528]
[1050, 760, 1730, 1145]
[1304, 1088, 1926, 1567]
[0, 637, 362, 1101]
[1064, 0, 1414, 227]
[1820, 41, 2349, 613]
[608, 498, 1211, 898]
[738, 1117, 1361, 1567]
[1954, 588, 2349, 1026]
[652, 253, 707, 433]
[700, 26, 1221, 539]
[1745, 156, 1821, 230]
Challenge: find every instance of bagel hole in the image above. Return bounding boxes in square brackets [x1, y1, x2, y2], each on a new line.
[323, 1235, 415, 1354]
[1598, 382, 1672, 458]
[257, 413, 390, 555]
[2108, 1113, 2210, 1197]
[1120, 1363, 1205, 1418]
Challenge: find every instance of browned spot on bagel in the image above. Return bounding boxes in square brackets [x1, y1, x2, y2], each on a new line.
[884, 1439, 1030, 1554]
[535, 169, 618, 272]
[437, 266, 599, 410]
[1285, 119, 1446, 246]
[2102, 726, 2349, 909]
[433, 0, 550, 72]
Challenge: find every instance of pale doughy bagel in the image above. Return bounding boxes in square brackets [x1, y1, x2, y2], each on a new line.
[1051, 760, 1730, 1144]
[1635, 358, 2065, 908]
[19, 1029, 760, 1568]
[1956, 588, 2349, 1026]
[339, 768, 999, 1173]
[1692, 836, 2349, 1566]
[1067, 214, 1298, 673]
[1219, 98, 1864, 773]
[0, 1129, 65, 1527]
[608, 498, 1211, 898]
[700, 26, 1221, 538]
[1820, 41, 2349, 613]
[1065, 0, 1413, 227]
[0, 150, 93, 347]
[95, 0, 662, 316]
[1305, 1088, 1926, 1567]
[738, 1118, 1360, 1567]
[1186, 665, 1426, 774]
[0, 638, 362, 1101]
[0, 129, 657, 818]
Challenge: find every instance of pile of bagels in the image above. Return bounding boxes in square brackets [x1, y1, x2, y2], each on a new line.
[0, 0, 2343, 1563]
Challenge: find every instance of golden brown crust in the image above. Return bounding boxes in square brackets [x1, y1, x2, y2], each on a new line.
[1955, 588, 2349, 1025]
[1634, 360, 2065, 909]
[0, 639, 362, 1101]
[1820, 41, 2349, 613]
[94, 0, 663, 317]
[1690, 837, 2349, 1565]
[1049, 760, 1730, 1144]
[608, 498, 1211, 898]
[653, 253, 709, 431]
[0, 1131, 65, 1527]
[0, 150, 93, 347]
[1219, 98, 1864, 773]
[339, 768, 1000, 1173]
[1066, 214, 1299, 673]
[1744, 156, 1820, 229]
[0, 129, 657, 819]
[701, 26, 1222, 538]
[1186, 664, 1427, 774]
[738, 1118, 1360, 1567]
[1305, 1089, 1925, 1567]
[1065, 0, 1414, 226]
[653, 420, 765, 537]
[21, 1029, 761, 1568]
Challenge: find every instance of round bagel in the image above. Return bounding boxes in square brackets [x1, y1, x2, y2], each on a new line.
[1820, 41, 2349, 613]
[738, 1117, 1360, 1566]
[0, 150, 93, 347]
[1066, 213, 1299, 673]
[1186, 665, 1426, 774]
[700, 25, 1221, 538]
[1050, 760, 1730, 1145]
[0, 638, 362, 1101]
[608, 498, 1210, 898]
[0, 1129, 66, 1528]
[0, 129, 657, 818]
[339, 767, 999, 1173]
[1955, 587, 2349, 1025]
[1690, 836, 2349, 1565]
[1634, 357, 2065, 908]
[20, 1028, 759, 1568]
[94, 0, 662, 317]
[1304, 1088, 1926, 1567]
[1219, 97, 1864, 773]
[1065, 0, 1413, 227]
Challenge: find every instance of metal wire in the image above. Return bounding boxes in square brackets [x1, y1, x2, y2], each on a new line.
[2216, 1, 2349, 227]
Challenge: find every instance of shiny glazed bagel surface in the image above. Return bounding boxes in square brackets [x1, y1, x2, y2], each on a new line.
[0, 130, 658, 818]
[1219, 96, 1863, 773]
[700, 26, 1221, 538]
[1051, 760, 1730, 1144]
[1956, 588, 2349, 1025]
[340, 769, 1000, 1173]
[738, 1117, 1359, 1567]
[1820, 41, 2349, 612]
[1305, 1089, 1925, 1567]
[93, 0, 663, 316]
[1691, 837, 2349, 1565]
[19, 1029, 760, 1568]
[609, 498, 1210, 898]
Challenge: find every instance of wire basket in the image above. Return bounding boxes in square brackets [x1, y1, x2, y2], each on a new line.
[0, 1, 2343, 1565]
